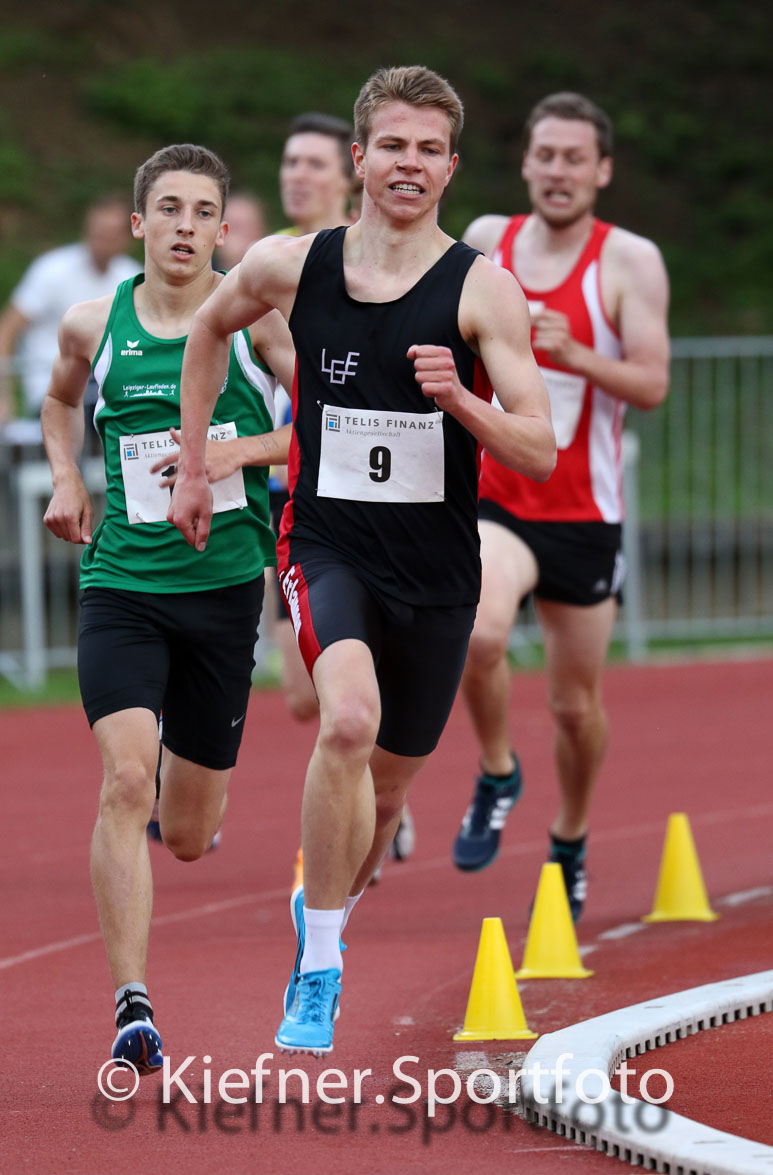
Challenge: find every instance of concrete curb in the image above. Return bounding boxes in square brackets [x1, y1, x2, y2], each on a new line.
[519, 970, 773, 1174]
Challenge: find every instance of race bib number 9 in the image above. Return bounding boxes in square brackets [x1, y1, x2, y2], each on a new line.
[317, 405, 445, 503]
[120, 423, 247, 524]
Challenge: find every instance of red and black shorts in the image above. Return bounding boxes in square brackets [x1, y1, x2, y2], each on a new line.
[277, 551, 476, 758]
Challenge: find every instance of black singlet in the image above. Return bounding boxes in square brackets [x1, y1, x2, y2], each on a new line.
[279, 226, 490, 607]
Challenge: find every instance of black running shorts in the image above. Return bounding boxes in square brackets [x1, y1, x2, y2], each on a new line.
[78, 578, 264, 770]
[277, 552, 475, 757]
[478, 500, 625, 607]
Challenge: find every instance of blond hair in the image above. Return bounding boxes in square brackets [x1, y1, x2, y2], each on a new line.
[353, 66, 464, 153]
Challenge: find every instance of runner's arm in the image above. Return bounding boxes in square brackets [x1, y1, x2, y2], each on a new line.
[411, 258, 556, 481]
[40, 299, 109, 543]
[151, 422, 292, 486]
[532, 231, 670, 410]
[170, 235, 303, 549]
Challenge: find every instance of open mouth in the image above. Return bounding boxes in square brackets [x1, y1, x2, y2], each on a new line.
[390, 182, 424, 195]
[172, 244, 194, 256]
[543, 189, 572, 205]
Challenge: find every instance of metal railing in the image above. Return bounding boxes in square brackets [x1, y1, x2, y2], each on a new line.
[631, 337, 773, 641]
[1, 337, 772, 689]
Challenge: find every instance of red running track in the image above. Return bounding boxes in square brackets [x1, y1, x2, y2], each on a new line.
[1, 655, 771, 1173]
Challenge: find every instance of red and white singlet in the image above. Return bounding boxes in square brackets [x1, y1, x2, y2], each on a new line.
[479, 215, 624, 522]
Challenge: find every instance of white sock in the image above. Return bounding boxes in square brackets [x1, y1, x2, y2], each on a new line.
[341, 890, 364, 933]
[114, 982, 152, 1024]
[300, 907, 345, 974]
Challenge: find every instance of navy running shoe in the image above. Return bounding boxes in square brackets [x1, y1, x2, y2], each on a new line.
[111, 990, 162, 1076]
[452, 756, 523, 871]
[549, 837, 587, 923]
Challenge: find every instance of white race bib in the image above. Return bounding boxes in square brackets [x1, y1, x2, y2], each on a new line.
[317, 405, 444, 503]
[539, 367, 587, 449]
[120, 423, 247, 524]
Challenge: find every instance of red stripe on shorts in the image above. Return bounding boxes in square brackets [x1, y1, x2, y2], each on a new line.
[276, 560, 322, 674]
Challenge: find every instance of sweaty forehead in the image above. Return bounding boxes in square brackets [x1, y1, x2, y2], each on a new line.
[529, 117, 598, 153]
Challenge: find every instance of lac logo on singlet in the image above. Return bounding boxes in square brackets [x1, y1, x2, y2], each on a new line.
[321, 348, 359, 385]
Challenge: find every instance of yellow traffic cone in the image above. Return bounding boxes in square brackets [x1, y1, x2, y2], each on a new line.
[515, 863, 593, 979]
[454, 917, 538, 1041]
[293, 846, 303, 891]
[643, 813, 718, 922]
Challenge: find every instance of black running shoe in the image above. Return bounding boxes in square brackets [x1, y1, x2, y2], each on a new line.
[549, 837, 587, 923]
[452, 757, 523, 871]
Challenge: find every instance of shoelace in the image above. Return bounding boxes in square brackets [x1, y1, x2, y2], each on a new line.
[464, 783, 510, 834]
[295, 975, 335, 1025]
[116, 989, 154, 1030]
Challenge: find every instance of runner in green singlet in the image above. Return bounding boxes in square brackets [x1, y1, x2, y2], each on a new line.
[40, 144, 295, 1075]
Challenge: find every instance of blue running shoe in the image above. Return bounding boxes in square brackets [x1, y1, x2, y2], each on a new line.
[111, 990, 162, 1076]
[275, 968, 342, 1056]
[284, 885, 345, 1016]
[452, 756, 523, 871]
[283, 884, 306, 1016]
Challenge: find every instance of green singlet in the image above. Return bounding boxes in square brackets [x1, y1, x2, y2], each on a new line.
[80, 274, 277, 593]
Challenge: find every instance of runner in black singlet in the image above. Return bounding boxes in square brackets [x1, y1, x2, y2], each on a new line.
[171, 66, 555, 1055]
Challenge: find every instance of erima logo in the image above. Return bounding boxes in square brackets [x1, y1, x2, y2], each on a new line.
[121, 338, 144, 357]
[321, 348, 359, 384]
[280, 565, 303, 637]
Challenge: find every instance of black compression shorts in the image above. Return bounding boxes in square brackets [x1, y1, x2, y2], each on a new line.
[277, 552, 475, 757]
[77, 578, 264, 770]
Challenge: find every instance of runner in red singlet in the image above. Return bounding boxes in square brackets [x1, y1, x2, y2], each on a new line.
[451, 92, 670, 920]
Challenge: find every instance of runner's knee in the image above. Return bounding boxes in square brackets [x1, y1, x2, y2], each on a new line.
[98, 759, 156, 821]
[549, 690, 606, 738]
[466, 617, 509, 672]
[319, 694, 380, 758]
[284, 683, 319, 723]
[162, 823, 214, 862]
